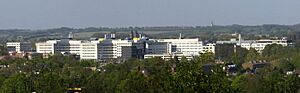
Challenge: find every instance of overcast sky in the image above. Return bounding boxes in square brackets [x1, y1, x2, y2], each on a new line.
[0, 0, 300, 29]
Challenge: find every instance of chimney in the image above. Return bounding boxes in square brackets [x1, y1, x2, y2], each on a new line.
[68, 32, 74, 39]
[238, 34, 242, 45]
[130, 31, 134, 39]
[179, 33, 182, 39]
[139, 34, 142, 38]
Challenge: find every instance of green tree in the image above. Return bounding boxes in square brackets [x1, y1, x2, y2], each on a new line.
[262, 44, 285, 58]
[283, 75, 300, 93]
[83, 72, 106, 93]
[231, 74, 262, 93]
[245, 48, 261, 62]
[0, 45, 8, 56]
[0, 74, 32, 93]
[117, 71, 149, 93]
[35, 72, 66, 93]
[0, 75, 6, 88]
[230, 46, 248, 66]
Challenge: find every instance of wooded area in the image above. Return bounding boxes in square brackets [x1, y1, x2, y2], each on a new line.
[0, 44, 299, 93]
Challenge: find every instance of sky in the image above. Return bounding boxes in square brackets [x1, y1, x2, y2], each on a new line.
[0, 0, 300, 29]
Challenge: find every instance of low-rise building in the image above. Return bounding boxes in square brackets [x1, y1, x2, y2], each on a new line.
[217, 34, 293, 52]
[6, 42, 32, 54]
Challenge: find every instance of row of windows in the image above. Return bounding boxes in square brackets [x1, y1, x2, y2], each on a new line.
[82, 55, 95, 57]
[82, 47, 95, 49]
[38, 50, 52, 51]
[38, 45, 53, 46]
[55, 47, 81, 48]
[82, 53, 95, 54]
[82, 50, 96, 51]
[39, 47, 52, 49]
[55, 50, 80, 51]
[82, 45, 96, 46]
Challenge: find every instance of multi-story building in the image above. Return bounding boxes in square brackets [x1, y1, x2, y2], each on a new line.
[145, 41, 171, 54]
[36, 37, 145, 61]
[98, 39, 144, 61]
[156, 38, 204, 56]
[6, 42, 32, 54]
[216, 34, 293, 52]
[144, 38, 216, 60]
[239, 39, 291, 52]
[34, 33, 217, 61]
[36, 39, 82, 55]
[80, 42, 99, 60]
[202, 43, 216, 53]
[36, 40, 56, 54]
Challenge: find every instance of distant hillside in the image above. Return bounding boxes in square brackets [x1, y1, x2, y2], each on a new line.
[2, 24, 300, 45]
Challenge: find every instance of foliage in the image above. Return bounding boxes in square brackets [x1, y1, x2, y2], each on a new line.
[245, 48, 261, 62]
[0, 74, 32, 93]
[35, 72, 66, 93]
[0, 52, 298, 92]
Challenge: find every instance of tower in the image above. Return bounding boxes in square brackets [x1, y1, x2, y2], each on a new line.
[211, 21, 214, 27]
[68, 32, 74, 39]
[238, 34, 242, 45]
[130, 31, 134, 39]
[179, 33, 182, 39]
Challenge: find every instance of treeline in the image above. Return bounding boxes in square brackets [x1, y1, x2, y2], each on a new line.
[217, 44, 300, 70]
[3, 24, 300, 44]
[0, 44, 300, 93]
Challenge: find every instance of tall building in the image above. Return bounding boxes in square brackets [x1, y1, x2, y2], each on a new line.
[145, 41, 171, 54]
[98, 39, 145, 61]
[35, 34, 145, 61]
[35, 33, 216, 61]
[80, 42, 99, 60]
[156, 38, 205, 56]
[144, 38, 215, 60]
[6, 42, 32, 54]
[36, 39, 82, 55]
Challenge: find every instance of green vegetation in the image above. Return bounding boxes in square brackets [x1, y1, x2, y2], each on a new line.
[2, 24, 300, 46]
[0, 45, 8, 56]
[0, 45, 299, 92]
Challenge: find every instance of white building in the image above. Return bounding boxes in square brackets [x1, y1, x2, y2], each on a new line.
[156, 38, 204, 56]
[36, 39, 82, 55]
[80, 42, 99, 60]
[36, 39, 96, 59]
[98, 39, 133, 60]
[144, 38, 216, 60]
[35, 33, 216, 61]
[144, 53, 194, 60]
[98, 39, 144, 60]
[36, 38, 144, 61]
[145, 41, 171, 54]
[202, 43, 216, 53]
[239, 39, 291, 52]
[6, 42, 32, 54]
[216, 34, 293, 52]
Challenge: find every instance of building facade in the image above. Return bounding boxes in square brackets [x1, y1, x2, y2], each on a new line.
[144, 38, 215, 60]
[6, 42, 32, 54]
[216, 34, 293, 53]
